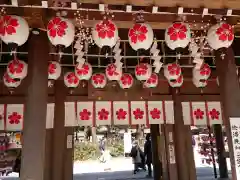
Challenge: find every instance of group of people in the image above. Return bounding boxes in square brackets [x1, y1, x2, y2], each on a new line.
[130, 133, 153, 178]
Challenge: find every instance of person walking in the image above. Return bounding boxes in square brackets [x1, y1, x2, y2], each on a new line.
[144, 133, 152, 178]
[130, 140, 141, 174]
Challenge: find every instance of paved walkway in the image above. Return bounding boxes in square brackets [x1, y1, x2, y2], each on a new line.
[0, 148, 232, 180]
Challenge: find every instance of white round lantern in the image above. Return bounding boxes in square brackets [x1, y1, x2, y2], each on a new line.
[165, 22, 191, 50]
[164, 63, 181, 81]
[144, 73, 158, 88]
[0, 15, 29, 46]
[119, 73, 134, 89]
[75, 63, 92, 80]
[105, 63, 122, 81]
[128, 23, 153, 51]
[135, 63, 152, 81]
[3, 72, 21, 88]
[92, 20, 118, 48]
[193, 78, 208, 88]
[48, 61, 61, 80]
[64, 72, 80, 88]
[169, 75, 183, 88]
[207, 23, 234, 50]
[91, 73, 107, 88]
[7, 59, 27, 79]
[47, 17, 75, 48]
[193, 63, 211, 80]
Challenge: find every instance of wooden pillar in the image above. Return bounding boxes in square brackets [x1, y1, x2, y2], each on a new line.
[161, 124, 178, 180]
[52, 80, 66, 180]
[21, 30, 49, 180]
[44, 129, 53, 180]
[215, 47, 240, 180]
[213, 124, 228, 178]
[150, 124, 162, 180]
[172, 89, 190, 180]
[64, 127, 74, 180]
[184, 125, 197, 180]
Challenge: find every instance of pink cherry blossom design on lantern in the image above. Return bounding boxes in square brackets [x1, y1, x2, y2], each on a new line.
[209, 108, 220, 120]
[167, 22, 187, 41]
[66, 73, 79, 84]
[168, 64, 181, 76]
[116, 108, 127, 120]
[216, 23, 234, 42]
[8, 112, 22, 124]
[0, 15, 19, 36]
[92, 74, 105, 85]
[48, 63, 57, 74]
[150, 108, 161, 119]
[47, 17, 68, 38]
[8, 60, 24, 75]
[79, 109, 91, 121]
[4, 73, 16, 83]
[129, 24, 148, 44]
[194, 109, 204, 119]
[76, 64, 90, 76]
[106, 64, 119, 76]
[98, 108, 109, 120]
[200, 64, 211, 76]
[121, 74, 133, 85]
[133, 108, 144, 120]
[146, 73, 158, 84]
[96, 20, 116, 39]
[136, 64, 148, 76]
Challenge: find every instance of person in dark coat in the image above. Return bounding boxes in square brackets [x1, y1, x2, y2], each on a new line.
[144, 133, 152, 177]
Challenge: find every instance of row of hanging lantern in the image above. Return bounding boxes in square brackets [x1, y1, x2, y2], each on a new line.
[0, 15, 233, 90]
[0, 15, 233, 53]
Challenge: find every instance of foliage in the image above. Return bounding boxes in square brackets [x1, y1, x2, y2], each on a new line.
[74, 142, 101, 161]
[74, 138, 124, 161]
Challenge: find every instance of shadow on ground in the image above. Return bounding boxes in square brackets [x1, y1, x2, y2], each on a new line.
[0, 167, 232, 180]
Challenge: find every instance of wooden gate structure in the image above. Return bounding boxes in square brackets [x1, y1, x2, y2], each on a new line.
[1, 0, 240, 180]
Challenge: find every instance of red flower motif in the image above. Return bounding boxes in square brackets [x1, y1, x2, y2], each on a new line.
[150, 108, 161, 119]
[129, 24, 148, 44]
[200, 64, 211, 76]
[96, 20, 116, 39]
[133, 108, 144, 119]
[0, 114, 3, 121]
[48, 63, 56, 74]
[66, 73, 79, 84]
[98, 108, 109, 120]
[167, 64, 181, 76]
[79, 109, 91, 120]
[76, 64, 89, 75]
[4, 73, 16, 83]
[92, 74, 105, 85]
[167, 23, 187, 41]
[136, 64, 148, 76]
[8, 60, 24, 75]
[209, 108, 220, 120]
[216, 23, 234, 42]
[47, 17, 68, 38]
[172, 76, 183, 84]
[8, 112, 22, 124]
[146, 74, 158, 84]
[106, 64, 119, 76]
[0, 15, 19, 36]
[121, 74, 133, 85]
[116, 108, 127, 120]
[194, 109, 204, 119]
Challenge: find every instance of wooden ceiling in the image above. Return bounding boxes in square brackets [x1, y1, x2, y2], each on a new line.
[1, 0, 240, 30]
